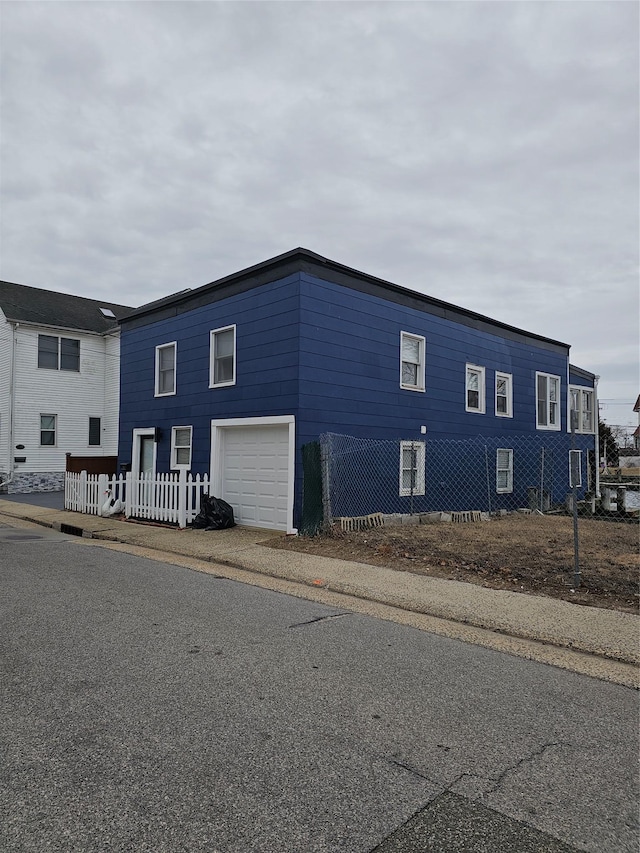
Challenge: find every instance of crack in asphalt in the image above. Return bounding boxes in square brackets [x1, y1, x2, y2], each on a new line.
[385, 755, 435, 783]
[485, 741, 567, 795]
[444, 743, 570, 798]
[288, 612, 351, 629]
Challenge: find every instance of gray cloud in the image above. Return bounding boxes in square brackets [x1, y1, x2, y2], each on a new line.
[1, 0, 638, 426]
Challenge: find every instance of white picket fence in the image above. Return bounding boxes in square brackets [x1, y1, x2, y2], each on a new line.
[64, 470, 212, 528]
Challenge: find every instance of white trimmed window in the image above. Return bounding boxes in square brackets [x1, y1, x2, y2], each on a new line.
[155, 342, 176, 396]
[399, 441, 426, 496]
[495, 372, 513, 418]
[171, 426, 192, 469]
[569, 387, 595, 434]
[40, 414, 56, 446]
[536, 372, 561, 430]
[210, 325, 236, 388]
[400, 332, 425, 392]
[466, 364, 485, 413]
[496, 448, 513, 493]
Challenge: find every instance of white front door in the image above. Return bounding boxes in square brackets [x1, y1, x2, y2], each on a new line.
[210, 416, 295, 533]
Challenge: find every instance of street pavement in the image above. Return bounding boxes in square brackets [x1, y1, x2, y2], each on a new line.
[0, 497, 637, 689]
[1, 524, 638, 852]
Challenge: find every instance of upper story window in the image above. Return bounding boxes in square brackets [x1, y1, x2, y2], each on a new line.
[155, 342, 176, 396]
[40, 414, 56, 446]
[399, 440, 426, 496]
[495, 372, 513, 418]
[38, 335, 80, 371]
[210, 325, 236, 388]
[400, 332, 425, 392]
[569, 387, 595, 434]
[466, 364, 485, 413]
[536, 372, 561, 430]
[171, 426, 193, 469]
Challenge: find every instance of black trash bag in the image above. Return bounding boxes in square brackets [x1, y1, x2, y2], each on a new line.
[192, 495, 236, 530]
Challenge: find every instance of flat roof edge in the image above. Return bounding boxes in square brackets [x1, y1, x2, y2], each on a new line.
[121, 248, 571, 351]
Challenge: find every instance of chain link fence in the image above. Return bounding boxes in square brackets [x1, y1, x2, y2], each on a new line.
[301, 431, 639, 529]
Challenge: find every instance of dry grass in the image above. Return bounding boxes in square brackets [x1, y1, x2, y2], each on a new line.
[265, 514, 639, 612]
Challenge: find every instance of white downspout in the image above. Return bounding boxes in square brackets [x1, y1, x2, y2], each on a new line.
[0, 322, 17, 490]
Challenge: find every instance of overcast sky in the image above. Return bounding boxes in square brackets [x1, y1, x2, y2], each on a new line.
[1, 1, 638, 427]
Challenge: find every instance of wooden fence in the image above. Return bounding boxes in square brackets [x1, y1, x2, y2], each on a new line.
[65, 454, 118, 475]
[64, 470, 212, 528]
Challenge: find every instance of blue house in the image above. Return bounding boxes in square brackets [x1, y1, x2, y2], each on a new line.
[118, 249, 597, 532]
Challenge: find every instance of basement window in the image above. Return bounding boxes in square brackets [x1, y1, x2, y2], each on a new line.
[399, 441, 426, 496]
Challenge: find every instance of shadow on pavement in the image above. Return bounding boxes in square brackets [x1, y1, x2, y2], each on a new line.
[0, 491, 65, 510]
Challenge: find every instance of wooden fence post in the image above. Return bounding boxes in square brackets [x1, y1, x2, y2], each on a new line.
[97, 474, 108, 515]
[80, 470, 87, 514]
[178, 468, 187, 529]
[125, 471, 132, 519]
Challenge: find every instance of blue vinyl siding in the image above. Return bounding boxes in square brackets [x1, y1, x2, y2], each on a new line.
[119, 276, 300, 476]
[569, 368, 595, 389]
[118, 263, 594, 526]
[295, 274, 569, 446]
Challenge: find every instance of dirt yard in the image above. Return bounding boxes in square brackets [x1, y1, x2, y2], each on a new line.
[265, 514, 639, 613]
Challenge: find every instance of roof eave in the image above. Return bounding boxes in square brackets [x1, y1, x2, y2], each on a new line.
[122, 247, 571, 352]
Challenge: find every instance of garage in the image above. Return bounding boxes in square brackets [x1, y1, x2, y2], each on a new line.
[210, 416, 295, 533]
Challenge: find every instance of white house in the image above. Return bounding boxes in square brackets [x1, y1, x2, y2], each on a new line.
[0, 281, 133, 493]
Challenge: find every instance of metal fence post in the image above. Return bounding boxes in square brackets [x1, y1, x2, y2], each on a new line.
[570, 416, 581, 588]
[410, 441, 415, 515]
[320, 437, 333, 530]
[484, 445, 492, 514]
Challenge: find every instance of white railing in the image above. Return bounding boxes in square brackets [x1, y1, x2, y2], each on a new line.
[64, 470, 211, 528]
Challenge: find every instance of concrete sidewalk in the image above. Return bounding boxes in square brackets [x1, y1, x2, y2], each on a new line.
[1, 499, 638, 683]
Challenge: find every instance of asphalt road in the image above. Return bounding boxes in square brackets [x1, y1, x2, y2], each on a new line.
[1, 522, 638, 853]
[0, 490, 65, 510]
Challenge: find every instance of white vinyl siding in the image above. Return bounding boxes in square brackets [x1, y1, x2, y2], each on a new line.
[495, 372, 513, 418]
[102, 332, 121, 455]
[400, 332, 425, 392]
[171, 426, 193, 469]
[536, 372, 561, 430]
[0, 311, 12, 473]
[496, 448, 513, 493]
[399, 441, 426, 496]
[7, 324, 122, 474]
[466, 364, 485, 413]
[210, 325, 236, 388]
[155, 342, 176, 396]
[569, 386, 595, 434]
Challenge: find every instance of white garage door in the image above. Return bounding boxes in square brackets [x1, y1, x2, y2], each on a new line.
[216, 422, 291, 531]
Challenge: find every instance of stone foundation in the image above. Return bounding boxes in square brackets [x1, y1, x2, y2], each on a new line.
[5, 472, 65, 494]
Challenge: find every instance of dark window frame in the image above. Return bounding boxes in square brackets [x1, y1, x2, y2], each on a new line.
[89, 417, 101, 446]
[37, 335, 80, 371]
[40, 413, 56, 446]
